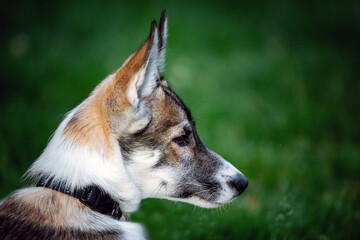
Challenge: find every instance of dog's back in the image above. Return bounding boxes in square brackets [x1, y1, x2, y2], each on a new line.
[0, 188, 145, 240]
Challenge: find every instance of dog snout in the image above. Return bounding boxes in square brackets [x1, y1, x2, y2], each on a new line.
[227, 173, 248, 197]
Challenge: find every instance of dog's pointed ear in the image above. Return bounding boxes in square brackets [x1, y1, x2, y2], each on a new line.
[158, 9, 168, 73]
[115, 21, 160, 107]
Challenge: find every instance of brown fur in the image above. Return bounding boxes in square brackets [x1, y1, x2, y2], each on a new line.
[63, 102, 111, 151]
[0, 188, 87, 228]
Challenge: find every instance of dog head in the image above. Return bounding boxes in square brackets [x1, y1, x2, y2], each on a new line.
[114, 11, 248, 208]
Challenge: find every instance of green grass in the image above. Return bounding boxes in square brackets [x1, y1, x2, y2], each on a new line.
[1, 0, 359, 239]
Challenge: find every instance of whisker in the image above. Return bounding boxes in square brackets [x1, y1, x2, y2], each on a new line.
[151, 181, 166, 198]
[155, 182, 164, 198]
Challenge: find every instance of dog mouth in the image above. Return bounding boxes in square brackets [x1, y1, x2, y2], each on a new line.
[168, 187, 224, 208]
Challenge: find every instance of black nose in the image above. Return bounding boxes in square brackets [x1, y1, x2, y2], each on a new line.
[227, 174, 248, 196]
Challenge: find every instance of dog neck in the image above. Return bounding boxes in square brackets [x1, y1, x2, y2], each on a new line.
[26, 76, 143, 213]
[36, 176, 126, 220]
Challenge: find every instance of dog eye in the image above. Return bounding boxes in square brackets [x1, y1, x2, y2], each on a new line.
[173, 134, 189, 147]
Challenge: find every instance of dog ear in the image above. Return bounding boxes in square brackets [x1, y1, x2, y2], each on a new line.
[158, 9, 168, 73]
[127, 21, 159, 106]
[114, 21, 160, 107]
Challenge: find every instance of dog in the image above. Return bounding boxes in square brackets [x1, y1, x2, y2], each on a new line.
[0, 10, 248, 240]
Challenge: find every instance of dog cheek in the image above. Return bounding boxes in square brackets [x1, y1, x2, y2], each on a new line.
[124, 149, 175, 198]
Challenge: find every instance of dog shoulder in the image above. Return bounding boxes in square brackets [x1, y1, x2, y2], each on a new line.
[0, 188, 147, 240]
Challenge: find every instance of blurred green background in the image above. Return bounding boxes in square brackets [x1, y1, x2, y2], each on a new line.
[1, 0, 359, 239]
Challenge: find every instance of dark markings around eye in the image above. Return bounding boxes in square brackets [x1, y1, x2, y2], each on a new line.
[172, 127, 192, 147]
[173, 134, 189, 147]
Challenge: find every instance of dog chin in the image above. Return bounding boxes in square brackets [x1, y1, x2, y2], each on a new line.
[167, 196, 221, 208]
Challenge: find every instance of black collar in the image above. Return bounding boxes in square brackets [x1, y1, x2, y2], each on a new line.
[36, 176, 123, 220]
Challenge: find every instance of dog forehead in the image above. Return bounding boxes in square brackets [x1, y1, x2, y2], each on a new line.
[152, 86, 188, 124]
